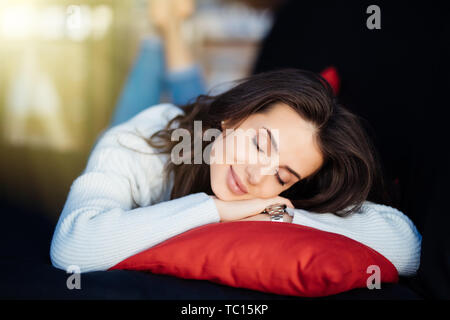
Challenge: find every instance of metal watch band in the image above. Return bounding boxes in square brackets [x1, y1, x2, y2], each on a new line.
[270, 214, 284, 222]
[262, 203, 287, 222]
[262, 203, 287, 215]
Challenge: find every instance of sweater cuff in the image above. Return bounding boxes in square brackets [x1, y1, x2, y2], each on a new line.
[188, 192, 221, 225]
[291, 209, 312, 226]
[149, 192, 222, 242]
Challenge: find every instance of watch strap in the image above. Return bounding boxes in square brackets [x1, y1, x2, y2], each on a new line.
[270, 214, 284, 222]
[262, 203, 287, 222]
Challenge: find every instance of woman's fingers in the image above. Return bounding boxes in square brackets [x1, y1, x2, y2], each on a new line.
[210, 195, 295, 222]
[270, 196, 294, 209]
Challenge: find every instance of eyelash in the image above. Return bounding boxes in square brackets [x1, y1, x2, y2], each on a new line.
[253, 136, 286, 186]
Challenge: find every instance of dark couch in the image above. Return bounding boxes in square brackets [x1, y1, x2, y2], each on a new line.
[0, 205, 421, 300]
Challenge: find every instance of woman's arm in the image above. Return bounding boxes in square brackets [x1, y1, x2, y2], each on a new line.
[110, 37, 165, 127]
[162, 17, 206, 106]
[165, 64, 206, 106]
[287, 203, 422, 277]
[50, 105, 220, 273]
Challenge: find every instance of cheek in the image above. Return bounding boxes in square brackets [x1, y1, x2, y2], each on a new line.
[214, 130, 255, 165]
[257, 187, 280, 199]
[209, 162, 229, 196]
[209, 162, 220, 186]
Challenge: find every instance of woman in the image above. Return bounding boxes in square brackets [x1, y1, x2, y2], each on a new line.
[50, 0, 421, 276]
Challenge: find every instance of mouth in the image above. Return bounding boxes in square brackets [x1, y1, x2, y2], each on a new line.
[227, 165, 248, 195]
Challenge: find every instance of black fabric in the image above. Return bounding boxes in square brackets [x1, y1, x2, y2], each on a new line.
[253, 0, 450, 298]
[0, 206, 421, 300]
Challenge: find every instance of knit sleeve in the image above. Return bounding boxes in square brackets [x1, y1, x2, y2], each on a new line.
[50, 109, 220, 273]
[287, 202, 422, 277]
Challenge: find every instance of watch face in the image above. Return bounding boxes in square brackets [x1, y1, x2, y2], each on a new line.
[266, 204, 287, 215]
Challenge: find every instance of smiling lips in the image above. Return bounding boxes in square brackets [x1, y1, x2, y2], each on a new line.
[227, 166, 248, 195]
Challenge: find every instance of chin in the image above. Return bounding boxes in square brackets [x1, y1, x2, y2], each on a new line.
[212, 184, 251, 202]
[210, 165, 228, 200]
[211, 179, 238, 202]
[211, 184, 231, 201]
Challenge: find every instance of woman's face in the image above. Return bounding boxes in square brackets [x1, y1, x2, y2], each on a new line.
[210, 103, 324, 201]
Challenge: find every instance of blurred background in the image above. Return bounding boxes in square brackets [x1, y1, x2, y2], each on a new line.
[1, 0, 448, 299]
[0, 0, 282, 222]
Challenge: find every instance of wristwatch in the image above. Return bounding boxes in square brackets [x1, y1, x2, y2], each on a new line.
[262, 203, 287, 222]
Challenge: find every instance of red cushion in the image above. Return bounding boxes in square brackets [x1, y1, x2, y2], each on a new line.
[320, 66, 341, 95]
[109, 221, 398, 297]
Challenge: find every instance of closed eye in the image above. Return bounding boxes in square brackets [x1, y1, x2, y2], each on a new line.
[253, 135, 286, 186]
[253, 136, 263, 153]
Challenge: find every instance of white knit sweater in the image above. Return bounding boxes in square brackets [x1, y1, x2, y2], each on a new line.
[50, 103, 422, 276]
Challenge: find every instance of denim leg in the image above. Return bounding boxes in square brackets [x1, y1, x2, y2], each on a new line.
[110, 36, 165, 127]
[165, 64, 206, 106]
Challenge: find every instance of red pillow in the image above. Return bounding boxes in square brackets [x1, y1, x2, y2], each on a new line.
[110, 221, 398, 297]
[320, 66, 341, 95]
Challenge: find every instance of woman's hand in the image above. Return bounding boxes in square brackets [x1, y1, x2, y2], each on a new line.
[237, 213, 293, 223]
[149, 0, 194, 32]
[210, 195, 294, 222]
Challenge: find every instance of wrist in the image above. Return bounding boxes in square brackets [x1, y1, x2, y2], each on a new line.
[212, 198, 225, 222]
[161, 21, 181, 41]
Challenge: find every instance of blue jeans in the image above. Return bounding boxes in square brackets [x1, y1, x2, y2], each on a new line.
[109, 36, 206, 127]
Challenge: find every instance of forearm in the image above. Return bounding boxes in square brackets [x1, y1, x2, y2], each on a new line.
[50, 191, 220, 273]
[162, 19, 194, 72]
[110, 37, 165, 127]
[162, 19, 206, 105]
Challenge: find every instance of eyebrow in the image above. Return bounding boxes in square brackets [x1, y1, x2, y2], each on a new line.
[262, 126, 302, 181]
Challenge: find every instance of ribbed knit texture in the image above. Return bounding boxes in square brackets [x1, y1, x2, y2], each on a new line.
[50, 103, 422, 276]
[289, 203, 421, 276]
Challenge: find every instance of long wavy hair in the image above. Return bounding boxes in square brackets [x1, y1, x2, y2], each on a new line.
[138, 68, 390, 216]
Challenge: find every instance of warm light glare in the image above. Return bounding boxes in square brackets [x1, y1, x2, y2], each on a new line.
[1, 4, 34, 39]
[0, 2, 113, 41]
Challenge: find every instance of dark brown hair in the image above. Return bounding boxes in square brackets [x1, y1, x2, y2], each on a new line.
[142, 68, 389, 216]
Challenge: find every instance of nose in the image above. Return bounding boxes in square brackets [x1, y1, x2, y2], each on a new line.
[245, 162, 277, 185]
[245, 165, 261, 185]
